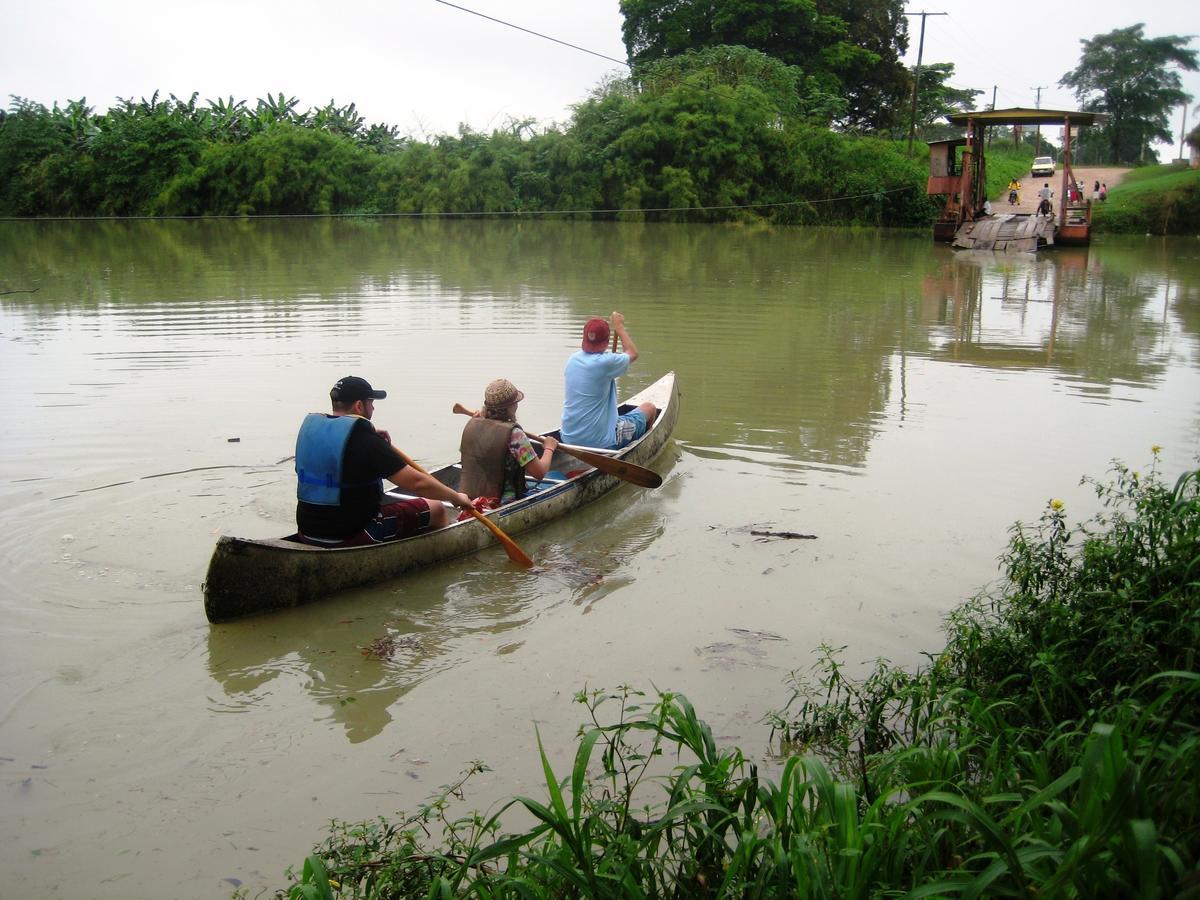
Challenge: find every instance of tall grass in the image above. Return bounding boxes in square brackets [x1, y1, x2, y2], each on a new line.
[267, 457, 1199, 899]
[1093, 163, 1200, 235]
[983, 146, 1035, 202]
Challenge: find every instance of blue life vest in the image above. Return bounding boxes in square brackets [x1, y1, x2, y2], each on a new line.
[295, 414, 381, 506]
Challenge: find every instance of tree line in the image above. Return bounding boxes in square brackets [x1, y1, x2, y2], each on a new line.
[0, 48, 938, 224]
[2, 2, 1193, 221]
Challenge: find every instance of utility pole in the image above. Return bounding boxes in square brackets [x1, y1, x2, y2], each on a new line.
[988, 85, 997, 147]
[905, 10, 947, 157]
[1180, 103, 1188, 162]
[1031, 85, 1047, 154]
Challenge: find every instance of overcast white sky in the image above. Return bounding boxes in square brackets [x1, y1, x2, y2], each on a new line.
[3, 0, 1197, 161]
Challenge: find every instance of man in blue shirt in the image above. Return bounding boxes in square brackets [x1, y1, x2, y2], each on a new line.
[561, 312, 657, 449]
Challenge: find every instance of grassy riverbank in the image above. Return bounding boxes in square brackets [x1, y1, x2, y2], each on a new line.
[981, 146, 1035, 200]
[1093, 163, 1200, 235]
[267, 455, 1199, 898]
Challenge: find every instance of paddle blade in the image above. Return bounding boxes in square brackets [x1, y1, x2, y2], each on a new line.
[601, 458, 663, 489]
[500, 539, 535, 568]
[468, 507, 534, 568]
[552, 443, 662, 489]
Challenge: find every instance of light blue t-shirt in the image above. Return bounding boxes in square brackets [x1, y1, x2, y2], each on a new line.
[561, 350, 631, 448]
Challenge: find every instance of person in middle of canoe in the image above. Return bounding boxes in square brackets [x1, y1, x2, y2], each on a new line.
[295, 375, 475, 546]
[458, 378, 559, 514]
[560, 311, 657, 450]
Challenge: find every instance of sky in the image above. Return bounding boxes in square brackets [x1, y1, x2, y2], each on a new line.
[2, 0, 1197, 161]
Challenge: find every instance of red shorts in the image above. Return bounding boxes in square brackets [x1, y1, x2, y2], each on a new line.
[456, 496, 500, 521]
[332, 499, 433, 547]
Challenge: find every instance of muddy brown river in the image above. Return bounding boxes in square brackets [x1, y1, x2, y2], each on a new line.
[1, 218, 1198, 897]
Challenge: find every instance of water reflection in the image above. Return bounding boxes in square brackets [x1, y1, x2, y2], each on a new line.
[538, 506, 668, 614]
[3, 220, 1196, 477]
[204, 470, 676, 743]
[5, 219, 1200, 900]
[205, 569, 517, 743]
[921, 248, 1180, 395]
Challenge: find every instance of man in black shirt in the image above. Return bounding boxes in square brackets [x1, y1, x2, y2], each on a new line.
[296, 375, 473, 545]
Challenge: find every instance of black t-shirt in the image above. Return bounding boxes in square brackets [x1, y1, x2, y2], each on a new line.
[296, 417, 407, 540]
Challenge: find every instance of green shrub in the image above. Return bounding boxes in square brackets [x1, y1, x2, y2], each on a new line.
[1094, 164, 1200, 235]
[265, 458, 1199, 898]
[983, 145, 1035, 200]
[3, 85, 935, 224]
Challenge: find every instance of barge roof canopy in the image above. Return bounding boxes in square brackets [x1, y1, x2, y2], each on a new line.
[945, 107, 1107, 127]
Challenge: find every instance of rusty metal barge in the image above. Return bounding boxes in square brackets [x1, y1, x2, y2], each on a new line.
[927, 107, 1106, 251]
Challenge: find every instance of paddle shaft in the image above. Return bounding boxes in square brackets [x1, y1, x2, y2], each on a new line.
[451, 404, 662, 489]
[391, 445, 534, 568]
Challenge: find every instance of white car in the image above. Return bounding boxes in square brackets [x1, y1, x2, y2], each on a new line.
[1031, 156, 1056, 177]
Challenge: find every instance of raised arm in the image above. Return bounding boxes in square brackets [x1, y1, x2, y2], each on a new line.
[611, 311, 638, 363]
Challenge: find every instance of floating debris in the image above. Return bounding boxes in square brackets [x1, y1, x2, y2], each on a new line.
[695, 627, 787, 670]
[728, 627, 785, 641]
[361, 634, 422, 659]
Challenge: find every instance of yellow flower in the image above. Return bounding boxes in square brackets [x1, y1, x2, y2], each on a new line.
[1151, 444, 1162, 455]
[1050, 499, 1064, 511]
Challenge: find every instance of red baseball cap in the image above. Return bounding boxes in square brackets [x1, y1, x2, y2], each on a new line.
[581, 317, 609, 352]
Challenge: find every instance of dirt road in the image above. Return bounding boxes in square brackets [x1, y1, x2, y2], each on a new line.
[997, 166, 1130, 215]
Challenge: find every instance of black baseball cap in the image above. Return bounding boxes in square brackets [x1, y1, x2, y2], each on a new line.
[330, 376, 387, 402]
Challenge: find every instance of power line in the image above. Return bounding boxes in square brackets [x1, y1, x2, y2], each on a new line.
[939, 14, 1046, 103]
[431, 0, 628, 69]
[429, 0, 831, 136]
[904, 11, 947, 157]
[920, 13, 1077, 121]
[1031, 85, 1048, 153]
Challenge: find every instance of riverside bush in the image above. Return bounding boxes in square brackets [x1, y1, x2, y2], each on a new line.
[2, 74, 936, 226]
[1093, 163, 1200, 235]
[267, 456, 1198, 898]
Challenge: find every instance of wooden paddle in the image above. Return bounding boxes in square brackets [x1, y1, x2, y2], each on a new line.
[452, 404, 663, 489]
[390, 446, 534, 568]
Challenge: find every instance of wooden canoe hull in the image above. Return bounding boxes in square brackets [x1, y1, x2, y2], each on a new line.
[203, 373, 679, 622]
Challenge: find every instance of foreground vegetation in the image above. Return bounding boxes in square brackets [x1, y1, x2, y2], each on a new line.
[268, 455, 1199, 898]
[1093, 163, 1200, 236]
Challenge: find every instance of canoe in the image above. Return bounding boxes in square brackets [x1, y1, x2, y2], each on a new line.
[203, 372, 679, 622]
